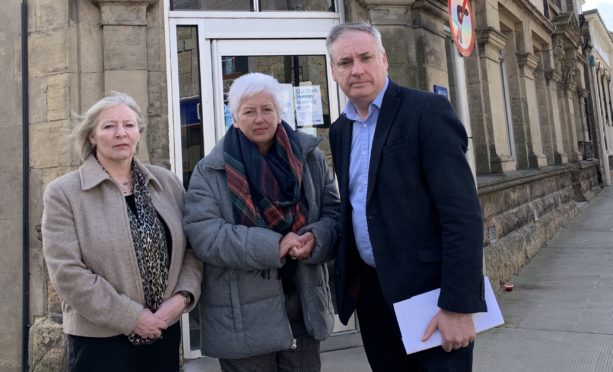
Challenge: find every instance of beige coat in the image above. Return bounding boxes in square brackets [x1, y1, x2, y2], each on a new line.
[42, 155, 202, 337]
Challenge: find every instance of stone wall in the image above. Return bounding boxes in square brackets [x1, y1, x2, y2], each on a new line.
[571, 160, 601, 201]
[0, 0, 25, 370]
[478, 166, 580, 289]
[25, 1, 169, 371]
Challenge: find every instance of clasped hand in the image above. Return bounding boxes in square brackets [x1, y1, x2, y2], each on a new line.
[279, 231, 315, 260]
[132, 293, 187, 340]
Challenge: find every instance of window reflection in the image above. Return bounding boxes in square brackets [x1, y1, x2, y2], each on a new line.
[177, 26, 204, 190]
[220, 54, 333, 166]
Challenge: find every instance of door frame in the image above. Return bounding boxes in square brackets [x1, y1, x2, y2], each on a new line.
[210, 38, 342, 140]
[167, 17, 358, 359]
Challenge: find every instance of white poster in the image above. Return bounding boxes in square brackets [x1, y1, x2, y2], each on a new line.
[294, 85, 324, 127]
[279, 84, 296, 130]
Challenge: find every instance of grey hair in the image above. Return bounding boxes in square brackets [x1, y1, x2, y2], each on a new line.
[326, 22, 385, 59]
[228, 72, 283, 122]
[72, 91, 146, 162]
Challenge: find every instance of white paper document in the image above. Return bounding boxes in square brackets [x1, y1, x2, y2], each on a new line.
[393, 276, 504, 354]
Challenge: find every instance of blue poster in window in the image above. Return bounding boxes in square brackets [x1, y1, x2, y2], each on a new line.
[433, 84, 449, 99]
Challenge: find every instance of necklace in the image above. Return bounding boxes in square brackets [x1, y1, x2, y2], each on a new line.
[116, 178, 134, 196]
[96, 158, 134, 196]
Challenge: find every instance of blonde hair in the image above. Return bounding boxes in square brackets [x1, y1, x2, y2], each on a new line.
[72, 92, 145, 162]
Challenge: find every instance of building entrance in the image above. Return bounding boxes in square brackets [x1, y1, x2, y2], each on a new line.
[168, 18, 358, 357]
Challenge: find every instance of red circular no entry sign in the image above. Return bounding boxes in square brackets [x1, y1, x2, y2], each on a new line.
[448, 0, 475, 57]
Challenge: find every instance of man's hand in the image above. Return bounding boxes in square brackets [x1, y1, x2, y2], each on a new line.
[421, 309, 475, 352]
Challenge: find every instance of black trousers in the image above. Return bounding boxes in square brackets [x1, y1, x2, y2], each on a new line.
[356, 265, 474, 372]
[67, 322, 181, 372]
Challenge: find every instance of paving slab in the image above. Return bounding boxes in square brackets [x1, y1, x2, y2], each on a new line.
[185, 187, 613, 372]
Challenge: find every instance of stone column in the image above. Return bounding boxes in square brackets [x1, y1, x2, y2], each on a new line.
[576, 87, 590, 156]
[474, 27, 516, 173]
[591, 63, 612, 184]
[405, 0, 449, 90]
[535, 48, 557, 165]
[561, 58, 581, 162]
[602, 72, 612, 126]
[93, 0, 159, 163]
[544, 69, 568, 164]
[516, 52, 547, 167]
[361, 0, 448, 91]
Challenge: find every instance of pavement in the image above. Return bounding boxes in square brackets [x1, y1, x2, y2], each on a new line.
[184, 186, 613, 371]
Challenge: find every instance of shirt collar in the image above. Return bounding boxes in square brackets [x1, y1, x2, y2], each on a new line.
[344, 77, 390, 121]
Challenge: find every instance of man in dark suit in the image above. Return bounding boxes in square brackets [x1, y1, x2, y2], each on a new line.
[326, 23, 486, 371]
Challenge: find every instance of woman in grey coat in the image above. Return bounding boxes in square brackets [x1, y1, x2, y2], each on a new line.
[183, 72, 340, 372]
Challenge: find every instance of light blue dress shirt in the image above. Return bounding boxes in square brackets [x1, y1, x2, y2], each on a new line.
[345, 78, 389, 268]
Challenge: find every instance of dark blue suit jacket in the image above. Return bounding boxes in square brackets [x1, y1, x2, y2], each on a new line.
[329, 80, 487, 325]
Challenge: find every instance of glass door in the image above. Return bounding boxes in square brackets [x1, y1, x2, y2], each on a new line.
[210, 39, 341, 160]
[174, 36, 358, 358]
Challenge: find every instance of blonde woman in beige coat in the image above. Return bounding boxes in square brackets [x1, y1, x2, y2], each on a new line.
[42, 92, 202, 372]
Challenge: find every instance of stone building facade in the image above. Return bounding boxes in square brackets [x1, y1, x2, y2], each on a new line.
[0, 0, 607, 370]
[582, 9, 613, 186]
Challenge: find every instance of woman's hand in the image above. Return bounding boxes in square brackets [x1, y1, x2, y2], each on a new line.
[154, 294, 188, 327]
[289, 232, 315, 260]
[133, 309, 167, 339]
[279, 232, 300, 258]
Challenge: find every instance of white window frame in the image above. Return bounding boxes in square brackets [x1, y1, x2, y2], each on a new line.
[164, 0, 352, 358]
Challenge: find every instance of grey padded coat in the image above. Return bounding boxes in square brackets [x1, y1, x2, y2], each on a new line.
[183, 130, 340, 359]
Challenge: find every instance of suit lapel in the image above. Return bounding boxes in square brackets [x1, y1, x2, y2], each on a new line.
[337, 114, 353, 197]
[366, 81, 402, 205]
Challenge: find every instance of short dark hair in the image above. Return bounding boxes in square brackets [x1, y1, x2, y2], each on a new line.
[326, 22, 385, 60]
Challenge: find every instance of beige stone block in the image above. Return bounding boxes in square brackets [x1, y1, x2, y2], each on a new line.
[381, 27, 409, 65]
[103, 26, 147, 71]
[46, 74, 71, 122]
[0, 1, 21, 34]
[30, 120, 73, 169]
[29, 315, 66, 372]
[104, 70, 150, 163]
[0, 126, 23, 173]
[39, 166, 79, 192]
[0, 270, 22, 370]
[370, 7, 410, 25]
[147, 115, 170, 166]
[28, 76, 48, 124]
[79, 72, 105, 112]
[100, 3, 148, 26]
[78, 0, 102, 27]
[0, 174, 22, 254]
[147, 26, 163, 71]
[29, 30, 69, 77]
[36, 0, 69, 30]
[104, 70, 148, 107]
[148, 71, 165, 94]
[79, 27, 103, 73]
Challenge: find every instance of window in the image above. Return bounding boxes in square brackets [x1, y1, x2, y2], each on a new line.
[170, 0, 335, 11]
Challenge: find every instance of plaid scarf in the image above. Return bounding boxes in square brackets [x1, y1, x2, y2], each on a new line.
[224, 121, 308, 235]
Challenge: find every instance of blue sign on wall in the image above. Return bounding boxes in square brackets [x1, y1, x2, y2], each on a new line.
[433, 84, 449, 99]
